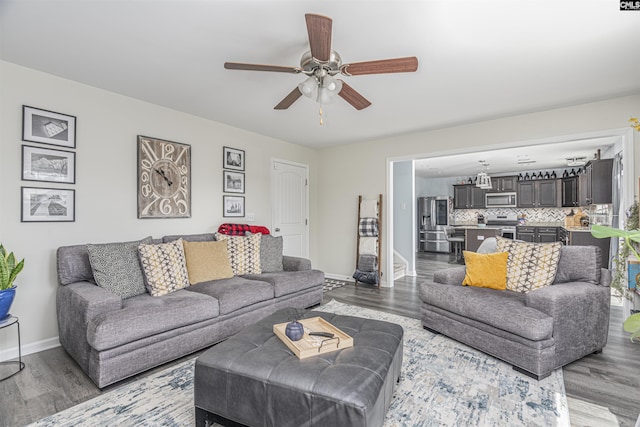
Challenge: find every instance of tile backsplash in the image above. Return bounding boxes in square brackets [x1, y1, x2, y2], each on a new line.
[453, 206, 610, 224]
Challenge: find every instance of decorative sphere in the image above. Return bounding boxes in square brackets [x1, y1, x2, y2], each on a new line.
[285, 320, 304, 341]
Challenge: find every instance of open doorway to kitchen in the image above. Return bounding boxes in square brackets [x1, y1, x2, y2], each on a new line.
[386, 127, 635, 291]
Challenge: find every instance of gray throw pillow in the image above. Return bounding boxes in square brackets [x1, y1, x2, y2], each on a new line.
[87, 237, 152, 299]
[247, 232, 284, 273]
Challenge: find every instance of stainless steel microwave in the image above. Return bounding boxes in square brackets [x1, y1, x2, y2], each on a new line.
[485, 192, 517, 208]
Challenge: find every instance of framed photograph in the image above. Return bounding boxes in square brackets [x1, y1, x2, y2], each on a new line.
[22, 106, 76, 148]
[22, 145, 76, 184]
[21, 187, 75, 222]
[223, 170, 245, 194]
[223, 195, 245, 217]
[223, 146, 245, 171]
[137, 135, 191, 219]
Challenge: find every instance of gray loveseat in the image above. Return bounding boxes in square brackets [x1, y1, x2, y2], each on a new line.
[419, 244, 611, 379]
[56, 233, 324, 388]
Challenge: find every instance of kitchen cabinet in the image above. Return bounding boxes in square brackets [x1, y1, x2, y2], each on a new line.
[453, 185, 485, 209]
[465, 228, 498, 252]
[560, 227, 610, 267]
[517, 179, 559, 208]
[578, 159, 613, 206]
[561, 177, 580, 207]
[516, 226, 559, 243]
[486, 175, 517, 193]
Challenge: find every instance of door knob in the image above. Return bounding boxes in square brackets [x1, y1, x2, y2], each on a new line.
[275, 228, 280, 232]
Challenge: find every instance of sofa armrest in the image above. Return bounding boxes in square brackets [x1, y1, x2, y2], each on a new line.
[433, 266, 466, 286]
[282, 255, 312, 272]
[525, 282, 610, 365]
[600, 268, 611, 288]
[56, 281, 122, 371]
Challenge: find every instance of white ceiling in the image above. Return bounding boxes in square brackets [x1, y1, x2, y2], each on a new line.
[1, 0, 639, 151]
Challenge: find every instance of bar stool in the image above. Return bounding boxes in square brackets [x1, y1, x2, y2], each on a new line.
[444, 226, 465, 263]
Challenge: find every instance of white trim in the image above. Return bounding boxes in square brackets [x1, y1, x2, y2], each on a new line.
[0, 336, 60, 362]
[324, 272, 354, 282]
[385, 161, 394, 288]
[271, 158, 310, 258]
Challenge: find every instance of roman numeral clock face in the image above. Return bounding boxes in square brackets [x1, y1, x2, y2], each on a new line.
[137, 136, 191, 218]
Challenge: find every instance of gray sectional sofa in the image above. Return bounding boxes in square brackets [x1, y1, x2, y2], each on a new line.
[419, 245, 611, 379]
[56, 233, 324, 388]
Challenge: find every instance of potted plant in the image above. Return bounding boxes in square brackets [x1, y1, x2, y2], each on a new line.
[591, 210, 640, 343]
[0, 244, 25, 319]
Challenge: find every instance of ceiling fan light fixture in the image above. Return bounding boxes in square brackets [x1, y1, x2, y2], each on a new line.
[298, 76, 318, 98]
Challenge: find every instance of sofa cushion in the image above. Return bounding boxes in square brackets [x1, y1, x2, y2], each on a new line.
[183, 240, 234, 284]
[554, 245, 602, 285]
[247, 232, 284, 273]
[242, 269, 324, 298]
[496, 237, 562, 293]
[462, 251, 508, 290]
[186, 276, 274, 315]
[57, 244, 95, 285]
[215, 233, 262, 275]
[86, 289, 219, 351]
[138, 239, 190, 297]
[86, 237, 152, 299]
[419, 283, 553, 341]
[162, 233, 216, 243]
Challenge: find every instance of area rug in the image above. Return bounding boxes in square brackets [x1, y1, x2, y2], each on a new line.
[29, 300, 569, 427]
[322, 278, 350, 292]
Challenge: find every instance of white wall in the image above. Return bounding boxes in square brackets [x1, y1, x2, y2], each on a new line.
[0, 61, 318, 355]
[316, 94, 640, 281]
[392, 161, 414, 274]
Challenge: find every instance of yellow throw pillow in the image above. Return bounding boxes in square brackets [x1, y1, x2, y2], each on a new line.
[182, 240, 234, 284]
[462, 251, 508, 290]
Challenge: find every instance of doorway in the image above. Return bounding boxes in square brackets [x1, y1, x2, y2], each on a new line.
[386, 128, 635, 288]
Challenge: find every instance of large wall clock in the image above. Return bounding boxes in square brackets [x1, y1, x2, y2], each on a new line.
[137, 135, 191, 218]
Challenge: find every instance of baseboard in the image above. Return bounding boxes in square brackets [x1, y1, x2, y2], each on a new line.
[406, 270, 417, 277]
[0, 336, 60, 362]
[324, 273, 354, 282]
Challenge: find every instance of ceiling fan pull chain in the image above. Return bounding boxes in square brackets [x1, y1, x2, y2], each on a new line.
[319, 106, 324, 125]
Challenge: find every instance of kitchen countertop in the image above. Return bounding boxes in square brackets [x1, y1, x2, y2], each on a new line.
[516, 222, 564, 227]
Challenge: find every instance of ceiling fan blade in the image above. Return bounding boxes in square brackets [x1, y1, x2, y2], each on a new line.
[341, 56, 418, 76]
[305, 14, 332, 62]
[338, 81, 371, 110]
[274, 87, 303, 110]
[224, 62, 301, 74]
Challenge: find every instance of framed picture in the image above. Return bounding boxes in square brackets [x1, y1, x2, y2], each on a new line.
[223, 195, 245, 217]
[22, 106, 77, 148]
[223, 146, 245, 171]
[137, 135, 191, 219]
[223, 170, 245, 194]
[22, 145, 76, 184]
[21, 187, 75, 222]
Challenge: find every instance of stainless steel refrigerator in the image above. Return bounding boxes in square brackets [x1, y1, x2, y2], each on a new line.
[418, 196, 451, 253]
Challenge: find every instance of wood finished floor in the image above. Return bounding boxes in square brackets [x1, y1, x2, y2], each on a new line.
[0, 251, 638, 427]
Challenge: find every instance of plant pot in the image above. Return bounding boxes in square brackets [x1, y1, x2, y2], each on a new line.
[0, 286, 16, 320]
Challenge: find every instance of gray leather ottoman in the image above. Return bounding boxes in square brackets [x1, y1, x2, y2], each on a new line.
[194, 307, 403, 427]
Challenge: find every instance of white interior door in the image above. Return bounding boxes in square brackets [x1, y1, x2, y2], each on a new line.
[271, 159, 309, 258]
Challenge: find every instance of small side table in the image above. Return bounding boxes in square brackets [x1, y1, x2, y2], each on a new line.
[0, 316, 25, 381]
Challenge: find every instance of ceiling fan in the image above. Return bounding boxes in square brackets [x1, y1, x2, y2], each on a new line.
[224, 13, 419, 112]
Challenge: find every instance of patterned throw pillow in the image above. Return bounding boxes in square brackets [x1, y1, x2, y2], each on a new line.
[138, 239, 190, 297]
[182, 240, 234, 284]
[215, 233, 262, 275]
[87, 237, 152, 299]
[496, 237, 562, 293]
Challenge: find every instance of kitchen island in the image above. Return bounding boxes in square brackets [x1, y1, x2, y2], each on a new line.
[452, 224, 502, 252]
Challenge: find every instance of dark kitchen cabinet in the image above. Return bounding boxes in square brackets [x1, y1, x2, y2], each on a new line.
[561, 227, 610, 267]
[454, 185, 485, 209]
[517, 179, 559, 208]
[578, 159, 613, 206]
[561, 177, 580, 207]
[486, 176, 517, 193]
[516, 226, 559, 243]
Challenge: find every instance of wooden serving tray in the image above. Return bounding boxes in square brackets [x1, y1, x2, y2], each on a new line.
[273, 317, 354, 359]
